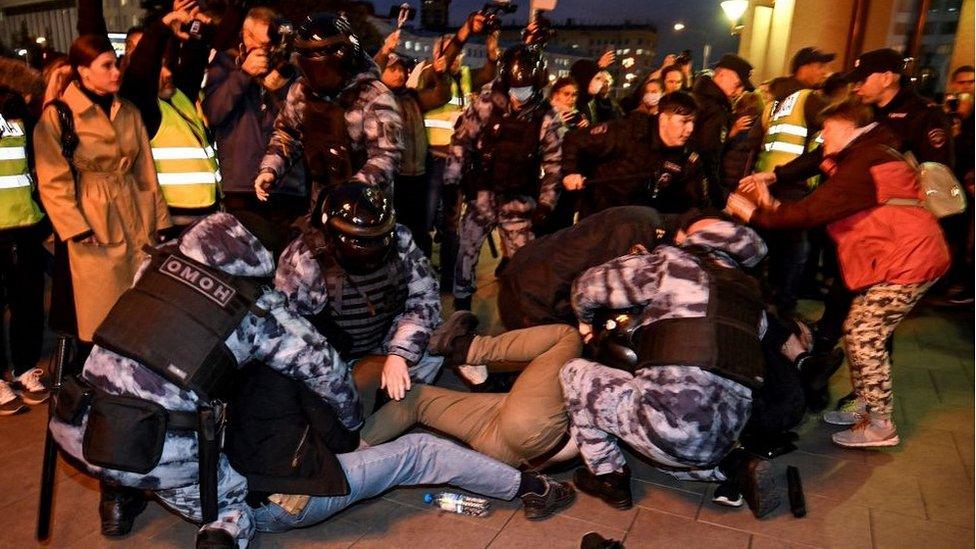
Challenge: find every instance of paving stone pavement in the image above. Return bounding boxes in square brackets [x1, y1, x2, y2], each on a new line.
[0, 241, 973, 548]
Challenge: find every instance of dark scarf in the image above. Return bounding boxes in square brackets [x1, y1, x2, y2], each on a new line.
[78, 82, 113, 117]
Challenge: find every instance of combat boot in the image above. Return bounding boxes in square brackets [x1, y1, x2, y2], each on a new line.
[99, 481, 147, 536]
[573, 466, 633, 509]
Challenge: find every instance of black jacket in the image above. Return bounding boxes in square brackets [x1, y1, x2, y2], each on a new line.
[691, 76, 734, 204]
[225, 363, 360, 500]
[498, 206, 664, 329]
[562, 111, 706, 217]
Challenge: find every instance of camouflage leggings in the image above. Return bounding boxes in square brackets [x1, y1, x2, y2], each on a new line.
[453, 191, 535, 298]
[843, 281, 934, 418]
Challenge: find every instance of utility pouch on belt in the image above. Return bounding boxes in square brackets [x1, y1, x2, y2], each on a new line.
[54, 375, 94, 426]
[93, 247, 260, 400]
[82, 394, 169, 474]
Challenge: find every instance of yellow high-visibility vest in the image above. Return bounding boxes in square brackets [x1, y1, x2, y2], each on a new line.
[0, 114, 43, 229]
[151, 89, 220, 209]
[756, 89, 822, 189]
[424, 66, 473, 148]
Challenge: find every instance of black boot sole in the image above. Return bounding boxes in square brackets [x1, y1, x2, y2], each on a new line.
[740, 458, 781, 519]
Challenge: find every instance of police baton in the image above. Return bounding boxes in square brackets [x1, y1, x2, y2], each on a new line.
[36, 334, 72, 541]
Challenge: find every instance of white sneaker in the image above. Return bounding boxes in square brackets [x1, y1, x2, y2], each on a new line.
[822, 397, 866, 426]
[0, 381, 27, 416]
[16, 368, 50, 405]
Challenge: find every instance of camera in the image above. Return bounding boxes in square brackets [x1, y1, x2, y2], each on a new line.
[180, 19, 214, 42]
[480, 0, 518, 33]
[267, 18, 296, 69]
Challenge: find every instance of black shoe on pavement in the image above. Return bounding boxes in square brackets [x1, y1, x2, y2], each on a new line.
[711, 480, 745, 508]
[429, 310, 479, 367]
[99, 481, 148, 537]
[573, 466, 633, 509]
[581, 531, 625, 549]
[196, 527, 236, 549]
[521, 475, 576, 520]
[737, 456, 781, 519]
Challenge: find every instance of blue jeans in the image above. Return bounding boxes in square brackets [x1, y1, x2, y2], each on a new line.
[253, 433, 520, 533]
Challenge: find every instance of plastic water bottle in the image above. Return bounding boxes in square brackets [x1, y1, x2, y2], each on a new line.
[423, 492, 491, 516]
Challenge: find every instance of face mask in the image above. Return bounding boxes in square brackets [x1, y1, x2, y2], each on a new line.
[509, 85, 534, 103]
[643, 91, 662, 107]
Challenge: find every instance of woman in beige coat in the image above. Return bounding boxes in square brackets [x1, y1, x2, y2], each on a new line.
[34, 35, 171, 342]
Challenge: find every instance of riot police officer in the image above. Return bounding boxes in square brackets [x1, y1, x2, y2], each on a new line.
[254, 13, 403, 210]
[275, 182, 442, 403]
[446, 44, 565, 311]
[559, 213, 781, 519]
[48, 213, 361, 548]
[562, 91, 705, 220]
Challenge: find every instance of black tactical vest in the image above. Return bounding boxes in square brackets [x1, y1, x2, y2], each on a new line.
[93, 247, 262, 400]
[301, 228, 408, 360]
[302, 84, 368, 209]
[473, 99, 548, 196]
[633, 246, 765, 389]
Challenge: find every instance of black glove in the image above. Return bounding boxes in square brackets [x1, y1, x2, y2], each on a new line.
[531, 203, 552, 230]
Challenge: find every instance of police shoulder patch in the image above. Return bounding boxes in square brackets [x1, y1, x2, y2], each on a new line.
[927, 128, 947, 149]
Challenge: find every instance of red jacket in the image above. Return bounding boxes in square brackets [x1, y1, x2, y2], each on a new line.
[753, 125, 949, 291]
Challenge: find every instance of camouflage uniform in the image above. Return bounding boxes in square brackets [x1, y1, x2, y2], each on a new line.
[275, 224, 443, 382]
[49, 213, 361, 546]
[445, 86, 564, 299]
[561, 221, 767, 481]
[258, 67, 403, 199]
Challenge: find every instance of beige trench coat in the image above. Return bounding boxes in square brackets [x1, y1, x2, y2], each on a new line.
[34, 82, 172, 341]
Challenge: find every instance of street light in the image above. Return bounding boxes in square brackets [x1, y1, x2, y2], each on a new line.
[720, 0, 748, 34]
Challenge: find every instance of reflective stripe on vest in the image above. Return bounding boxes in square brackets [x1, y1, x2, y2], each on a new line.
[756, 90, 814, 173]
[151, 89, 219, 209]
[424, 66, 473, 147]
[0, 115, 44, 229]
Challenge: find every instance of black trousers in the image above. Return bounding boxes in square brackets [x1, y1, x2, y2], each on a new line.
[393, 173, 433, 258]
[0, 221, 51, 376]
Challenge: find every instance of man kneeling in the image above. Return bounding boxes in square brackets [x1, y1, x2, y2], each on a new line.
[560, 211, 780, 518]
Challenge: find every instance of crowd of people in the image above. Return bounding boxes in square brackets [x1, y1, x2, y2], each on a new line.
[0, 0, 972, 547]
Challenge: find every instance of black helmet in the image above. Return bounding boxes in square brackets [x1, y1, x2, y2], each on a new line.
[498, 45, 548, 93]
[294, 13, 364, 95]
[321, 182, 396, 274]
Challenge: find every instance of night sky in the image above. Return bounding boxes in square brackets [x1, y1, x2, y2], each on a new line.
[371, 0, 741, 67]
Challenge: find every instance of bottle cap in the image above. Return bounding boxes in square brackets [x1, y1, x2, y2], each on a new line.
[423, 493, 434, 504]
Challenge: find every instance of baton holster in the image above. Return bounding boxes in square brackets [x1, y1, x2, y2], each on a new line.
[197, 403, 225, 524]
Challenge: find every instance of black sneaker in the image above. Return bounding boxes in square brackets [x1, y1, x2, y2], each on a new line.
[573, 466, 633, 509]
[521, 475, 576, 520]
[711, 480, 744, 508]
[196, 526, 236, 549]
[737, 456, 781, 519]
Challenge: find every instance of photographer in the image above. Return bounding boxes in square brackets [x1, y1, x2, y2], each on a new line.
[204, 7, 306, 254]
[419, 11, 500, 289]
[375, 24, 456, 257]
[119, 0, 223, 227]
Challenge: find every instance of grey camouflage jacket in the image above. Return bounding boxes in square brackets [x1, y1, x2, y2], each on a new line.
[258, 67, 403, 193]
[275, 225, 441, 364]
[572, 220, 768, 330]
[444, 85, 565, 208]
[49, 213, 361, 490]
